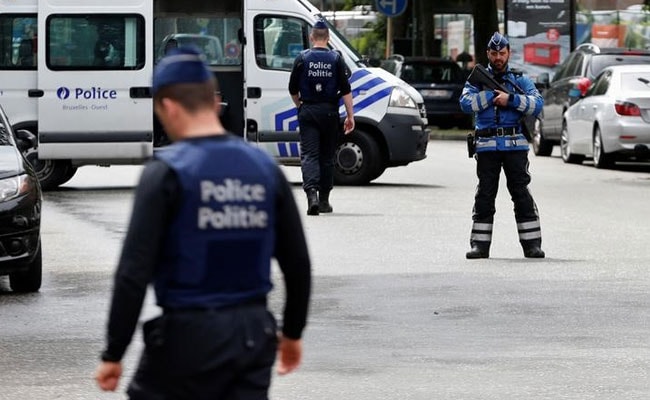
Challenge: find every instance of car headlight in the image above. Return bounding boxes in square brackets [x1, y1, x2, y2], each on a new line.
[0, 174, 33, 201]
[388, 87, 417, 109]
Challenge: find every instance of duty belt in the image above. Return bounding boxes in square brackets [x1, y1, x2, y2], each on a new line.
[475, 127, 519, 137]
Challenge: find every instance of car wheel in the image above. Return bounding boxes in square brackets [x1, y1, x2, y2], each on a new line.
[532, 118, 553, 156]
[593, 126, 614, 169]
[22, 135, 74, 190]
[9, 242, 42, 293]
[560, 121, 584, 164]
[334, 130, 381, 185]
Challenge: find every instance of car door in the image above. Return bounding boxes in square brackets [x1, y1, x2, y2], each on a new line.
[572, 70, 611, 155]
[0, 3, 38, 130]
[244, 12, 310, 161]
[37, 0, 152, 160]
[547, 52, 584, 137]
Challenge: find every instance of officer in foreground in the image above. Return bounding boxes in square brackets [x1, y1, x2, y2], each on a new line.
[459, 32, 545, 259]
[95, 47, 312, 398]
[289, 19, 355, 216]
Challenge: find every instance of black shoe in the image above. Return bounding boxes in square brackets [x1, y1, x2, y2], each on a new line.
[318, 201, 333, 213]
[524, 247, 545, 258]
[466, 246, 489, 259]
[318, 191, 333, 213]
[306, 189, 319, 216]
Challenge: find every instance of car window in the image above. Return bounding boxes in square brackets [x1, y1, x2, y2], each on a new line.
[253, 15, 309, 71]
[588, 55, 650, 79]
[566, 53, 584, 77]
[587, 70, 611, 96]
[401, 62, 462, 84]
[0, 118, 9, 146]
[621, 72, 650, 92]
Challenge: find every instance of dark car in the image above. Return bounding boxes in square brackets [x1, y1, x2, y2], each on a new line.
[0, 104, 42, 292]
[534, 43, 650, 156]
[381, 56, 472, 129]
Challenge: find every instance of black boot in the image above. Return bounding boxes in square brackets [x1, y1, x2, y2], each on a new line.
[318, 191, 333, 213]
[306, 189, 319, 216]
[522, 239, 545, 258]
[466, 241, 490, 259]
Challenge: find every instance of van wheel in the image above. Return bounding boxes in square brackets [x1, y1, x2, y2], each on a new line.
[22, 138, 73, 190]
[10, 243, 42, 293]
[532, 118, 553, 156]
[593, 126, 614, 169]
[560, 122, 584, 164]
[334, 130, 380, 185]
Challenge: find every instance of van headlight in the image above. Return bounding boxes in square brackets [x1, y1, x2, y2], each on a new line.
[388, 87, 417, 109]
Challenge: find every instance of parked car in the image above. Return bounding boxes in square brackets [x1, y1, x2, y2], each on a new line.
[0, 103, 42, 292]
[158, 33, 224, 64]
[534, 43, 650, 156]
[380, 55, 472, 129]
[562, 64, 650, 168]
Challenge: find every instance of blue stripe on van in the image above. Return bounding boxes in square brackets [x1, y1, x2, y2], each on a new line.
[277, 143, 288, 157]
[288, 119, 299, 132]
[349, 69, 371, 84]
[289, 142, 300, 157]
[275, 108, 297, 131]
[351, 77, 386, 97]
[353, 87, 393, 114]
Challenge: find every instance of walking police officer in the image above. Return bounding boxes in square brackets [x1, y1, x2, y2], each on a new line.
[459, 32, 545, 259]
[289, 19, 355, 216]
[95, 47, 312, 398]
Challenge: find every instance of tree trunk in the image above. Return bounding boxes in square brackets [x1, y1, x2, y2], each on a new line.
[472, 0, 499, 66]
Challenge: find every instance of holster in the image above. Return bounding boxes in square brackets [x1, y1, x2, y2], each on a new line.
[467, 133, 476, 158]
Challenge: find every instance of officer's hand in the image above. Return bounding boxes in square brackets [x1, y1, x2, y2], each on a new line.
[343, 116, 355, 135]
[277, 335, 302, 375]
[95, 361, 122, 391]
[493, 90, 509, 107]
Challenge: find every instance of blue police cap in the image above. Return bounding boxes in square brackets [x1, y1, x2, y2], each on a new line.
[152, 46, 212, 96]
[488, 32, 509, 51]
[313, 19, 328, 30]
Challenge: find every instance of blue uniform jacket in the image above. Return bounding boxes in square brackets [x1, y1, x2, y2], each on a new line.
[459, 66, 543, 152]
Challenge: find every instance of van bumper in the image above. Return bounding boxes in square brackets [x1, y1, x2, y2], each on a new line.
[378, 110, 429, 166]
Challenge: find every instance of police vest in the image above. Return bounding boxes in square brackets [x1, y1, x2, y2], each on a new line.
[473, 68, 531, 152]
[299, 48, 340, 103]
[154, 136, 277, 309]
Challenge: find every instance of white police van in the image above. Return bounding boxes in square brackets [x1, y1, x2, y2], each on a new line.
[0, 0, 429, 189]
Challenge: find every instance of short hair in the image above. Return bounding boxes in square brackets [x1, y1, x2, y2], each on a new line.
[311, 27, 329, 41]
[153, 79, 218, 113]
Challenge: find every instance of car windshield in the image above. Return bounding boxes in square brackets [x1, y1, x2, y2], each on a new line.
[0, 117, 10, 146]
[401, 62, 462, 84]
[589, 55, 650, 79]
[621, 73, 650, 91]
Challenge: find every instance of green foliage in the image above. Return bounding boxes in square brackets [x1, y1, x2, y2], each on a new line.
[349, 16, 386, 59]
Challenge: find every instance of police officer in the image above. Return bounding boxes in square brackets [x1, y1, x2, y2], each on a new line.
[288, 19, 354, 216]
[95, 47, 312, 398]
[459, 32, 545, 259]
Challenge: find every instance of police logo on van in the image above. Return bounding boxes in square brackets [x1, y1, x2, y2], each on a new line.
[56, 86, 117, 100]
[57, 87, 70, 100]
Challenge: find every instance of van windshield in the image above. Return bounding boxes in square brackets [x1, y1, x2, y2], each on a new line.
[319, 15, 363, 66]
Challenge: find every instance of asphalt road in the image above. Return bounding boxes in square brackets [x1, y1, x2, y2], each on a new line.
[1, 140, 649, 399]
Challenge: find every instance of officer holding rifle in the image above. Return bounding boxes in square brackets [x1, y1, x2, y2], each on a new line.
[459, 32, 545, 259]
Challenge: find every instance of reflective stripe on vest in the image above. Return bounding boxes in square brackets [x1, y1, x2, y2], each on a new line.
[475, 133, 529, 152]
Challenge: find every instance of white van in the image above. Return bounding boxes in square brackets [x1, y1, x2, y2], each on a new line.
[0, 0, 429, 189]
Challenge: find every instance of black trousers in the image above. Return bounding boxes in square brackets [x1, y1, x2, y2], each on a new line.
[471, 150, 541, 247]
[298, 103, 341, 193]
[127, 304, 277, 400]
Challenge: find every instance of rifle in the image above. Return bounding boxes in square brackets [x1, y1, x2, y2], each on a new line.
[466, 64, 533, 142]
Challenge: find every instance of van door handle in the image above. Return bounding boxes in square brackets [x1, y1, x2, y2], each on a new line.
[28, 89, 44, 98]
[130, 87, 152, 98]
[247, 87, 262, 99]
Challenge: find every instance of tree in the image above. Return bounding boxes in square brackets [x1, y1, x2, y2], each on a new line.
[472, 0, 499, 66]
